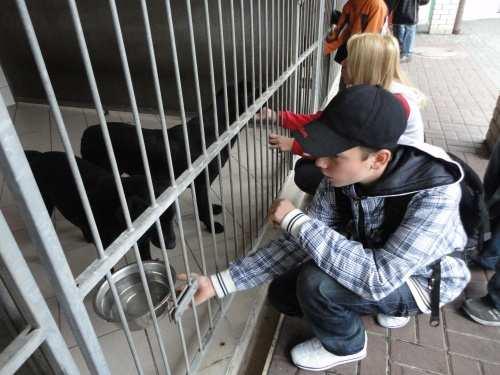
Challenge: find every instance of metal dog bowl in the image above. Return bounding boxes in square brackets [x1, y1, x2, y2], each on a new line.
[94, 261, 176, 331]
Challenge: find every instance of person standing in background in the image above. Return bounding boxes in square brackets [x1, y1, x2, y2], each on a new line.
[389, 0, 430, 62]
[324, 0, 389, 88]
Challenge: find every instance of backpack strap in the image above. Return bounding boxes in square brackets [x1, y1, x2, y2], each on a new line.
[429, 261, 442, 327]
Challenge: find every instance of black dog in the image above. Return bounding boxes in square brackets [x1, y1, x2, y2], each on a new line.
[81, 81, 252, 249]
[25, 151, 173, 260]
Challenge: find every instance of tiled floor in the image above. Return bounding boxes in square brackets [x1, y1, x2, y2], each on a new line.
[265, 19, 500, 375]
[1, 100, 290, 373]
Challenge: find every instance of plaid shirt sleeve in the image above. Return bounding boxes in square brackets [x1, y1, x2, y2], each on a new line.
[210, 179, 340, 298]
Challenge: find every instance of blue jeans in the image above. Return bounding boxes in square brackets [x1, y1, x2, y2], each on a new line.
[393, 24, 416, 57]
[267, 261, 419, 355]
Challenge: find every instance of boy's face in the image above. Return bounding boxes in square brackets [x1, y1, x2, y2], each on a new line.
[314, 147, 379, 187]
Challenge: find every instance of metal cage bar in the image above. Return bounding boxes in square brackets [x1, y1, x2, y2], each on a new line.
[0, 1, 338, 373]
[0, 207, 80, 375]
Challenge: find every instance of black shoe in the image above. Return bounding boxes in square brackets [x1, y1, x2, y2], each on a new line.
[463, 297, 500, 326]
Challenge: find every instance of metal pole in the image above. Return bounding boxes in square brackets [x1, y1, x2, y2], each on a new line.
[0, 210, 80, 375]
[312, 0, 326, 111]
[0, 94, 110, 374]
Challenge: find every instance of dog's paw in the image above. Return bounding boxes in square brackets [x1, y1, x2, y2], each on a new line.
[212, 204, 223, 215]
[206, 222, 224, 233]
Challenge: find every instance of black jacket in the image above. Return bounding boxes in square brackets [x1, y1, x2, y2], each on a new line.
[389, 0, 429, 25]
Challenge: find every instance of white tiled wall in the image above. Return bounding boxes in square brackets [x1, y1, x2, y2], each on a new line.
[429, 0, 460, 34]
[0, 65, 14, 106]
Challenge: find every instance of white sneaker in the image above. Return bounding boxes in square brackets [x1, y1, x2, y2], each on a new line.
[376, 314, 410, 329]
[290, 333, 367, 371]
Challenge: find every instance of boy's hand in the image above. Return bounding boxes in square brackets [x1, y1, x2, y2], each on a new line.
[177, 273, 215, 306]
[268, 199, 296, 225]
[269, 133, 294, 152]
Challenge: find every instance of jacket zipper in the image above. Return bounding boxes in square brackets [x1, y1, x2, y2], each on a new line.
[357, 199, 366, 244]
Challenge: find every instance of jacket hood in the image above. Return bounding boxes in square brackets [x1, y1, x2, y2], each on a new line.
[356, 143, 463, 198]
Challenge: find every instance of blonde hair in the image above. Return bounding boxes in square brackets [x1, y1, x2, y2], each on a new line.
[346, 33, 426, 107]
[346, 33, 410, 89]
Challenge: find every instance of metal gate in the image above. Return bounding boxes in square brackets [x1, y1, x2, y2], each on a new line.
[0, 0, 338, 374]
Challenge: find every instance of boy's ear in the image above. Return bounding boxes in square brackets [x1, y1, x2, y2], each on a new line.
[372, 149, 392, 169]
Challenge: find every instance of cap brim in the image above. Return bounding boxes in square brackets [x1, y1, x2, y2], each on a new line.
[292, 120, 359, 158]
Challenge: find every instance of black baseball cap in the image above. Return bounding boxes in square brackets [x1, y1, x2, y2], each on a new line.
[292, 85, 406, 157]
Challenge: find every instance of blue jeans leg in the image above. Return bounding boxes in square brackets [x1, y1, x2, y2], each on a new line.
[476, 219, 500, 270]
[268, 261, 419, 356]
[405, 24, 417, 55]
[393, 24, 416, 56]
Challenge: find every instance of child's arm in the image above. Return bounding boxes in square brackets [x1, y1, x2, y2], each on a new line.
[279, 111, 322, 130]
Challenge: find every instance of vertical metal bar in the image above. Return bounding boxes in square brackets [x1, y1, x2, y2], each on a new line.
[184, 0, 218, 351]
[270, 0, 276, 201]
[280, 0, 286, 192]
[313, 0, 326, 111]
[250, 0, 260, 235]
[63, 1, 160, 371]
[138, 0, 204, 346]
[216, 0, 240, 261]
[0, 210, 80, 375]
[200, 0, 232, 277]
[257, 0, 265, 228]
[162, 1, 221, 372]
[305, 0, 313, 111]
[264, 0, 270, 214]
[229, 0, 247, 254]
[107, 3, 182, 372]
[239, 0, 254, 251]
[10, 3, 113, 373]
[201, 0, 228, 328]
[293, 0, 301, 113]
[279, 0, 285, 192]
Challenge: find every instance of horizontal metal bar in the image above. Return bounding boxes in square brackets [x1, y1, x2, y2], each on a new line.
[76, 40, 320, 297]
[0, 327, 45, 375]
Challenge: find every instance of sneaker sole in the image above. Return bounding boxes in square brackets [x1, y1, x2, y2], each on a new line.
[376, 317, 410, 329]
[463, 307, 500, 327]
[293, 351, 367, 372]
